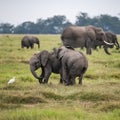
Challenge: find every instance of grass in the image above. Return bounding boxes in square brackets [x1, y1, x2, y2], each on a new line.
[0, 34, 120, 120]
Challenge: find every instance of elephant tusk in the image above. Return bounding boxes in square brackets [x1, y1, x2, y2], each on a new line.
[103, 40, 114, 46]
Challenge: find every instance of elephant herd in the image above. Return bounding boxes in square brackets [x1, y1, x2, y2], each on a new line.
[26, 25, 119, 85]
[61, 25, 119, 55]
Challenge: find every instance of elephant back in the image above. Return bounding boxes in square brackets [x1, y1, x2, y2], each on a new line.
[61, 26, 87, 48]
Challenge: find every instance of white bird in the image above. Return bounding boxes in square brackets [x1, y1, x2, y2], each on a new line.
[8, 77, 16, 84]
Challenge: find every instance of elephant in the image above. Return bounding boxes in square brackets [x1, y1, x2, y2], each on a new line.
[92, 32, 119, 54]
[54, 46, 88, 85]
[61, 25, 113, 55]
[21, 36, 40, 49]
[29, 50, 62, 84]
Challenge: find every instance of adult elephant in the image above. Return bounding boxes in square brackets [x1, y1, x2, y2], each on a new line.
[21, 36, 40, 49]
[93, 32, 119, 54]
[29, 50, 62, 84]
[54, 46, 88, 85]
[61, 25, 113, 54]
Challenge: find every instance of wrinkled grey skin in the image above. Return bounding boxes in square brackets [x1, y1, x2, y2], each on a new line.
[54, 46, 88, 85]
[29, 50, 62, 84]
[21, 36, 40, 49]
[61, 25, 113, 55]
[92, 32, 119, 54]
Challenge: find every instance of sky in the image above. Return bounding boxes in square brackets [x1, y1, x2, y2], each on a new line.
[0, 0, 120, 25]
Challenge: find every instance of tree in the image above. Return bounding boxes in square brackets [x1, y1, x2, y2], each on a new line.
[35, 18, 46, 34]
[0, 13, 120, 34]
[75, 12, 120, 34]
[14, 21, 37, 34]
[36, 15, 72, 34]
[0, 23, 14, 33]
[75, 12, 92, 26]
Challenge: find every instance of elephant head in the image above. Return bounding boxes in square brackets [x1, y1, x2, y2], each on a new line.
[105, 32, 119, 49]
[32, 36, 40, 48]
[87, 26, 114, 46]
[29, 50, 49, 79]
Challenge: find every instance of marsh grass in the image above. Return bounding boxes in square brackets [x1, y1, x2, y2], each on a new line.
[0, 34, 120, 120]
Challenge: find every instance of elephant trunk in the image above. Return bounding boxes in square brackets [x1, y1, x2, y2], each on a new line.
[30, 66, 40, 79]
[115, 41, 119, 49]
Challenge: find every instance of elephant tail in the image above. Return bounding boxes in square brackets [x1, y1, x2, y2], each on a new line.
[81, 67, 87, 75]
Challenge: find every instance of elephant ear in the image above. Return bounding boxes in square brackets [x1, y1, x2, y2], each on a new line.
[105, 32, 111, 43]
[94, 27, 105, 41]
[86, 26, 96, 40]
[40, 50, 49, 67]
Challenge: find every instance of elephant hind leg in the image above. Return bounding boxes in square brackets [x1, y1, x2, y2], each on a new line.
[66, 73, 76, 85]
[61, 64, 69, 85]
[59, 78, 63, 84]
[79, 67, 87, 85]
[79, 74, 83, 85]
[69, 76, 75, 85]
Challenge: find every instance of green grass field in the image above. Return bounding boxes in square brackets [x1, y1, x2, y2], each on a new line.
[0, 34, 120, 120]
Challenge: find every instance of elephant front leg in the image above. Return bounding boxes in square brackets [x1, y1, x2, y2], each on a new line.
[86, 39, 92, 54]
[38, 67, 44, 84]
[43, 67, 51, 84]
[43, 73, 51, 84]
[39, 74, 44, 84]
[38, 77, 43, 84]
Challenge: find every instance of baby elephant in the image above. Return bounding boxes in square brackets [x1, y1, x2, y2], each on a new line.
[21, 36, 40, 49]
[29, 50, 62, 84]
[54, 46, 88, 85]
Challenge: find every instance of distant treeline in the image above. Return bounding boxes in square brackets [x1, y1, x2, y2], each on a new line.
[0, 12, 120, 34]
